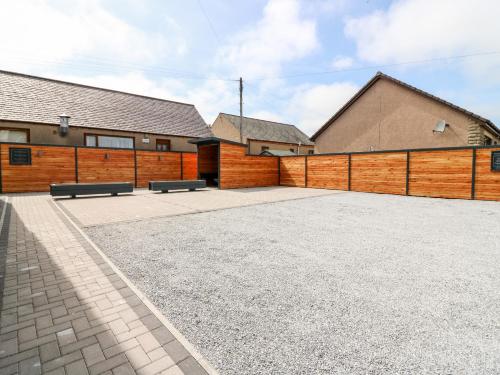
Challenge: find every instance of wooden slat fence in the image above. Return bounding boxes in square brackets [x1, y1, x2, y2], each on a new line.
[0, 143, 197, 193]
[219, 142, 279, 189]
[279, 146, 500, 201]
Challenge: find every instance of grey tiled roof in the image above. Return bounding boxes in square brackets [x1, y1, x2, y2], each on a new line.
[221, 113, 313, 145]
[0, 70, 212, 137]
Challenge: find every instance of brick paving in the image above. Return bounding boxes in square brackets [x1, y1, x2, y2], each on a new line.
[0, 195, 215, 375]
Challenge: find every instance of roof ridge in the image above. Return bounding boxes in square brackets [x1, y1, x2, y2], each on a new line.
[220, 112, 297, 127]
[0, 69, 195, 107]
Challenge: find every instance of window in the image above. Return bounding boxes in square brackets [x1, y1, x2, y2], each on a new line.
[308, 150, 314, 155]
[156, 139, 171, 151]
[484, 136, 493, 146]
[261, 146, 269, 152]
[0, 128, 29, 143]
[289, 148, 295, 153]
[85, 134, 134, 149]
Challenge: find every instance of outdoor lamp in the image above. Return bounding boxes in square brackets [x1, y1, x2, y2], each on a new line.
[59, 113, 71, 136]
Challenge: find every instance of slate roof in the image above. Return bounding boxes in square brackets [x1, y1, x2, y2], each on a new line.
[0, 70, 211, 138]
[311, 71, 499, 140]
[260, 149, 297, 156]
[220, 113, 314, 145]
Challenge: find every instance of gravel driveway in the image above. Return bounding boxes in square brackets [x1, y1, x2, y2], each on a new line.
[86, 191, 500, 374]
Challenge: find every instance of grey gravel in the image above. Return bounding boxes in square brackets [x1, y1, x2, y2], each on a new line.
[86, 192, 500, 374]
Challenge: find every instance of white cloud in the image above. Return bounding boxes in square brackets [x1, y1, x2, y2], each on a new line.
[0, 0, 174, 72]
[217, 0, 319, 79]
[288, 82, 359, 135]
[331, 56, 354, 69]
[344, 0, 500, 81]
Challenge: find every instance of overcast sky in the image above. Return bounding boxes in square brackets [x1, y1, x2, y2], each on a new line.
[1, 0, 499, 135]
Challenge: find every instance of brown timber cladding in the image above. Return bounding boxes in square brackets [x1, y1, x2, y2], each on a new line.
[219, 143, 279, 189]
[182, 153, 198, 180]
[0, 143, 198, 192]
[136, 151, 181, 188]
[77, 148, 135, 184]
[279, 157, 306, 187]
[408, 149, 472, 199]
[474, 147, 500, 201]
[351, 152, 407, 195]
[0, 144, 76, 193]
[306, 155, 349, 190]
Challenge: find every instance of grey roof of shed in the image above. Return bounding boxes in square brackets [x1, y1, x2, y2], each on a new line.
[311, 71, 499, 141]
[0, 70, 211, 137]
[220, 113, 314, 145]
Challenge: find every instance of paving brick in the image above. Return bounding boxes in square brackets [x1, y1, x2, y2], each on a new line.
[60, 335, 98, 356]
[43, 348, 83, 372]
[177, 357, 208, 375]
[40, 342, 61, 363]
[148, 347, 167, 362]
[19, 333, 57, 352]
[137, 332, 160, 353]
[96, 331, 118, 350]
[88, 354, 128, 375]
[82, 343, 105, 367]
[151, 326, 175, 345]
[103, 338, 140, 359]
[163, 340, 190, 364]
[19, 355, 41, 375]
[125, 345, 151, 369]
[161, 365, 185, 375]
[111, 363, 135, 375]
[56, 328, 77, 346]
[65, 359, 89, 375]
[0, 337, 18, 358]
[136, 355, 175, 375]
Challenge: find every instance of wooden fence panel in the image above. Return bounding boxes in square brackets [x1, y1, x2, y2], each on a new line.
[408, 149, 472, 199]
[182, 153, 198, 180]
[136, 151, 181, 188]
[0, 144, 75, 193]
[474, 147, 500, 201]
[279, 156, 306, 187]
[351, 152, 407, 195]
[219, 143, 279, 189]
[306, 155, 349, 190]
[77, 148, 135, 184]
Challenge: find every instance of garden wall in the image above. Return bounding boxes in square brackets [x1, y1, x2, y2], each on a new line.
[0, 143, 197, 193]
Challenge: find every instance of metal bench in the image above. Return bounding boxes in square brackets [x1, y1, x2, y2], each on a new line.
[50, 182, 133, 198]
[148, 180, 206, 193]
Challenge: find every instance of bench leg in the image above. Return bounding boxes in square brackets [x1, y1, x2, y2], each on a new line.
[71, 195, 76, 199]
[111, 193, 118, 196]
[189, 188, 196, 191]
[161, 190, 168, 193]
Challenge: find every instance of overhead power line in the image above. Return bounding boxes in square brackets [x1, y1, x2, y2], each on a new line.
[248, 50, 500, 81]
[197, 0, 222, 47]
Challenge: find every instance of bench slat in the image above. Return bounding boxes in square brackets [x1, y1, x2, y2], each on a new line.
[50, 182, 133, 197]
[149, 180, 206, 192]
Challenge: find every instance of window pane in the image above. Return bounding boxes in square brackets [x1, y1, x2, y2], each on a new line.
[85, 135, 97, 147]
[98, 136, 133, 149]
[0, 130, 27, 143]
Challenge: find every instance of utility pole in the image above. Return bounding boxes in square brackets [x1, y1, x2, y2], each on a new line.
[239, 77, 243, 143]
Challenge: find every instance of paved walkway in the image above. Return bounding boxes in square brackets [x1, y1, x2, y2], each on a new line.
[0, 195, 215, 375]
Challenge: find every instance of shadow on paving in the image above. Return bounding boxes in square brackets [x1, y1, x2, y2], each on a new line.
[0, 197, 208, 374]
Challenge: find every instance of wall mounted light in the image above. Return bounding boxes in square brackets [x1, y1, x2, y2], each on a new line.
[59, 113, 71, 137]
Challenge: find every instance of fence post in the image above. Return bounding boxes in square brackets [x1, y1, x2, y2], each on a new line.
[304, 155, 308, 188]
[180, 152, 184, 180]
[348, 154, 352, 191]
[0, 144, 3, 194]
[278, 157, 281, 186]
[133, 149, 138, 188]
[74, 146, 79, 183]
[405, 151, 410, 195]
[471, 148, 476, 200]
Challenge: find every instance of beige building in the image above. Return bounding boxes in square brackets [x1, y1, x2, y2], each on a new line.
[311, 72, 500, 153]
[211, 113, 314, 155]
[0, 70, 211, 151]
